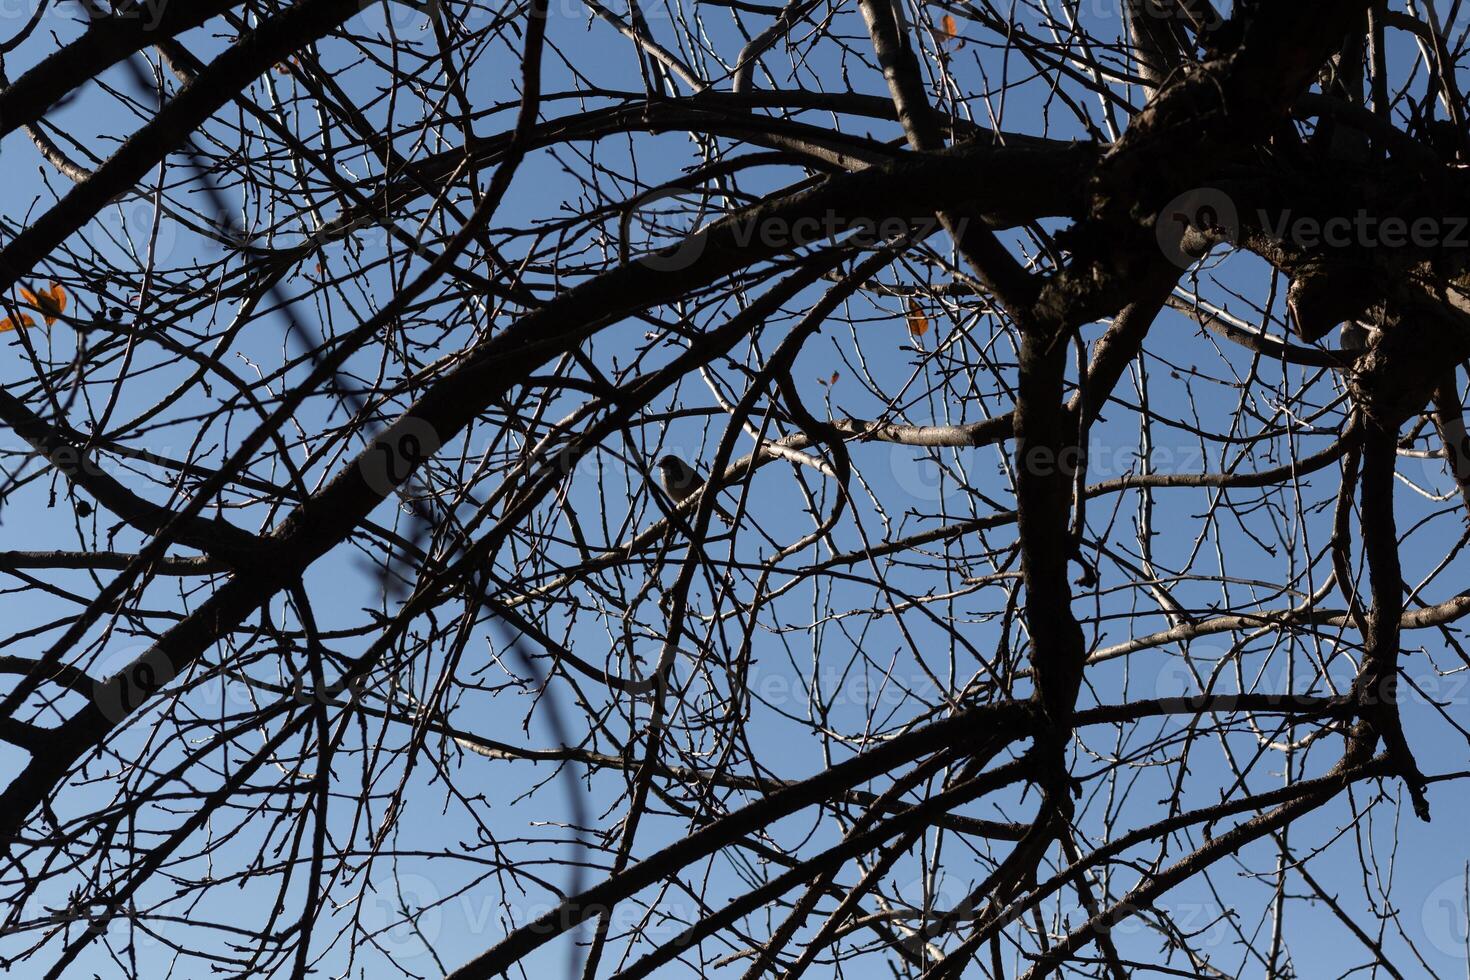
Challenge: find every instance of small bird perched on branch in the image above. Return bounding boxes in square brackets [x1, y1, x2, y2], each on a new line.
[656, 454, 735, 526]
[1339, 320, 1376, 351]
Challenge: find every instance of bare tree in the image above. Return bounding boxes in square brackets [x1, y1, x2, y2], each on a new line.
[1, 0, 1469, 975]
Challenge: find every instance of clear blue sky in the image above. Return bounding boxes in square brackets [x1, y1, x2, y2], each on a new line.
[1, 1, 1467, 976]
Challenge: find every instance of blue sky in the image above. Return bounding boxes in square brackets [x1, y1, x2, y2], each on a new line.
[1, 0, 1469, 976]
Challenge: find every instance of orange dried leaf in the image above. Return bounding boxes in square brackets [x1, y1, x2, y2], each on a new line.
[941, 14, 959, 41]
[19, 283, 67, 325]
[829, 371, 840, 385]
[0, 313, 36, 334]
[906, 299, 930, 337]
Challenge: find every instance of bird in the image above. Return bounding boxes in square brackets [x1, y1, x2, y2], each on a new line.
[656, 454, 734, 526]
[1339, 320, 1375, 352]
[1285, 260, 1375, 344]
